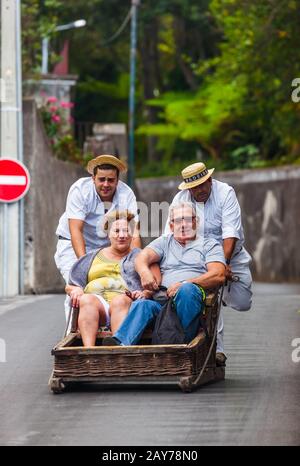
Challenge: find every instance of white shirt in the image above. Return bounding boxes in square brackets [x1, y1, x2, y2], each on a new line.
[165, 179, 245, 256]
[56, 177, 138, 250]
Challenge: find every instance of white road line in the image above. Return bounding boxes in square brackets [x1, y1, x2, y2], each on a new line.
[0, 295, 56, 317]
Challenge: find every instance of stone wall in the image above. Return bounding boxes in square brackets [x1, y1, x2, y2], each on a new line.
[135, 166, 300, 283]
[23, 99, 86, 293]
[23, 97, 300, 288]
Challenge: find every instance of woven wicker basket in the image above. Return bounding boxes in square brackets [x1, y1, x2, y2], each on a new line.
[49, 290, 224, 393]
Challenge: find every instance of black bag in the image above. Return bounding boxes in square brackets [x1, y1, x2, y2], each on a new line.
[151, 298, 186, 345]
[152, 286, 169, 306]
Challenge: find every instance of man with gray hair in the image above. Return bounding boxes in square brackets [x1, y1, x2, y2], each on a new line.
[104, 202, 226, 346]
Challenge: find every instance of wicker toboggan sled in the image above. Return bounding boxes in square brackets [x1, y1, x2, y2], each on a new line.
[49, 287, 225, 393]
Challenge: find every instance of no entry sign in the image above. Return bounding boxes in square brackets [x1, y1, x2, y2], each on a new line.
[0, 159, 30, 203]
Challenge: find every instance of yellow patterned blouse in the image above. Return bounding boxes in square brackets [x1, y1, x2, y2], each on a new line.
[84, 251, 126, 304]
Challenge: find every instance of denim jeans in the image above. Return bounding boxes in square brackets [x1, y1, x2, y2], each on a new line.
[114, 282, 205, 345]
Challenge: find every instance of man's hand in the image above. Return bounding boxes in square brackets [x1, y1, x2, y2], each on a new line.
[167, 282, 182, 298]
[135, 248, 161, 291]
[140, 269, 159, 291]
[225, 264, 233, 281]
[69, 286, 84, 308]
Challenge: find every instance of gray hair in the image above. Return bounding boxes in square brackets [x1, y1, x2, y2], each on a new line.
[169, 201, 197, 222]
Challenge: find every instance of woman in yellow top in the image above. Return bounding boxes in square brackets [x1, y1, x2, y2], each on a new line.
[66, 211, 160, 346]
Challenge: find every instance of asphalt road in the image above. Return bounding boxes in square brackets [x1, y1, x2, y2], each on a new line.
[0, 283, 299, 446]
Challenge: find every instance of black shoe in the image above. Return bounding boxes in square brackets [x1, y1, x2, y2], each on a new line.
[102, 336, 121, 346]
[216, 352, 227, 367]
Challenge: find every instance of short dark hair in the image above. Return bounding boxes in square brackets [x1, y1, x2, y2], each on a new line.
[93, 164, 119, 177]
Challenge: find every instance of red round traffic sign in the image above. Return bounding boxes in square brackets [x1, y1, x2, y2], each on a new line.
[0, 159, 30, 203]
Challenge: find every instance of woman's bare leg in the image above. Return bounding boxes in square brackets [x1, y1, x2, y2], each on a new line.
[109, 294, 132, 334]
[78, 294, 107, 346]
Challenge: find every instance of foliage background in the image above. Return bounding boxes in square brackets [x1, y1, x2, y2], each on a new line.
[22, 0, 300, 176]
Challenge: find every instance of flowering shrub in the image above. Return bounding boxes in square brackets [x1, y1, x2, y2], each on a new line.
[40, 96, 81, 163]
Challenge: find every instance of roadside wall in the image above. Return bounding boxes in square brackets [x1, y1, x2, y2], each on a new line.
[23, 99, 86, 293]
[135, 166, 300, 283]
[23, 97, 300, 289]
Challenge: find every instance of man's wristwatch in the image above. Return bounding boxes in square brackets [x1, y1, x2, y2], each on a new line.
[225, 258, 231, 265]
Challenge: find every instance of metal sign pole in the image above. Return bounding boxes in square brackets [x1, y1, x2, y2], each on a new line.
[0, 0, 21, 297]
[2, 204, 8, 296]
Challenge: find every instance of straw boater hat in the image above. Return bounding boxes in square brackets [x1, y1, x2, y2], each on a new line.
[86, 154, 127, 175]
[178, 162, 215, 190]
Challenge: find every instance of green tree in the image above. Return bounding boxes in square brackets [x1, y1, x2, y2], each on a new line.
[54, 0, 219, 166]
[210, 0, 300, 163]
[138, 0, 300, 171]
[22, 1, 300, 173]
[22, 0, 62, 78]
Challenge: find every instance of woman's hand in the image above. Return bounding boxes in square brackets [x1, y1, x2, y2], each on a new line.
[68, 286, 84, 308]
[141, 290, 154, 299]
[131, 290, 154, 300]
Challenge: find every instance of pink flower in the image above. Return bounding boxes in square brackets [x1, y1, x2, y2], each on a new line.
[60, 101, 74, 109]
[50, 106, 58, 113]
[47, 96, 57, 103]
[51, 114, 61, 123]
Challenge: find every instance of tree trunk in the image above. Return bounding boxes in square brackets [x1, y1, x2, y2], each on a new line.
[173, 16, 198, 91]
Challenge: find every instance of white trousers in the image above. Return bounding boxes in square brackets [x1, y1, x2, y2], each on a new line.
[216, 247, 253, 354]
[54, 239, 81, 333]
[54, 239, 78, 284]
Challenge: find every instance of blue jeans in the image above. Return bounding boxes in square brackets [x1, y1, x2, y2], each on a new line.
[114, 282, 205, 346]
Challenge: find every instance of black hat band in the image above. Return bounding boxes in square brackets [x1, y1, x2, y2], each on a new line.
[184, 169, 208, 184]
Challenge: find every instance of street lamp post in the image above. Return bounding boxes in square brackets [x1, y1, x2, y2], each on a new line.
[41, 19, 86, 74]
[41, 36, 50, 74]
[128, 0, 140, 188]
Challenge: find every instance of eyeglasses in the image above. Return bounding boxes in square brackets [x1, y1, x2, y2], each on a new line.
[172, 216, 196, 224]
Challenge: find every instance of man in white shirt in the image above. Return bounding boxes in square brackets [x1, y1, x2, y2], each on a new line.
[165, 162, 252, 365]
[54, 154, 141, 322]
